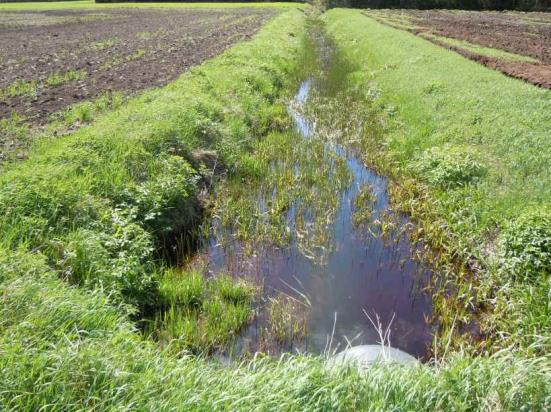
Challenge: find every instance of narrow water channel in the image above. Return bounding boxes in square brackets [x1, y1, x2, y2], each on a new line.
[203, 33, 435, 360]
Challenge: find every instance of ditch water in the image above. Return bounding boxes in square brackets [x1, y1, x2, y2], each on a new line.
[203, 49, 435, 360]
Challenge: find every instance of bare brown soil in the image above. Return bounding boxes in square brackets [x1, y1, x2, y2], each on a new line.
[0, 8, 277, 123]
[367, 9, 551, 88]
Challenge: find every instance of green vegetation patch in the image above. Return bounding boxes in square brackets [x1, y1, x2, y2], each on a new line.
[0, 8, 305, 310]
[89, 37, 119, 50]
[422, 32, 540, 63]
[46, 69, 88, 86]
[0, 78, 38, 99]
[322, 9, 551, 354]
[499, 208, 551, 282]
[0, 69, 87, 101]
[147, 269, 257, 354]
[0, 91, 128, 164]
[215, 130, 351, 262]
[1, 247, 549, 410]
[411, 145, 487, 189]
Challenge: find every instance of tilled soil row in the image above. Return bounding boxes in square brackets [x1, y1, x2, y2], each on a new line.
[426, 35, 551, 89]
[0, 8, 277, 123]
[367, 10, 551, 89]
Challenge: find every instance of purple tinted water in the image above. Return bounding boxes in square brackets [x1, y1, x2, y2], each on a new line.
[206, 79, 434, 359]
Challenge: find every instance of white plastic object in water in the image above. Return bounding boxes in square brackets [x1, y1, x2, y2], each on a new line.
[329, 345, 418, 371]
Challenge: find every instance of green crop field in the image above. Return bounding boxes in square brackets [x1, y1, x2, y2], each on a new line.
[1, 1, 550, 410]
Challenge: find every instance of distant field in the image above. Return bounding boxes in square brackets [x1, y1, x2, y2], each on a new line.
[0, 1, 304, 10]
[0, 6, 280, 161]
[365, 9, 551, 88]
[0, 7, 277, 122]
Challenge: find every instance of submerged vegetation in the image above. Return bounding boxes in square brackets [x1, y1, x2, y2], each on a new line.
[214, 129, 351, 262]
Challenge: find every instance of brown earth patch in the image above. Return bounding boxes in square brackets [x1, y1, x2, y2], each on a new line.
[0, 8, 277, 124]
[366, 9, 551, 88]
[426, 35, 551, 88]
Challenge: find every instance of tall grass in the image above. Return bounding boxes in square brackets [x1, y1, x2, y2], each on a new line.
[1, 251, 549, 410]
[146, 268, 257, 353]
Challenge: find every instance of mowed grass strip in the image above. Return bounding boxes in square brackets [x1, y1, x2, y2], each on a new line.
[323, 9, 551, 352]
[420, 32, 540, 63]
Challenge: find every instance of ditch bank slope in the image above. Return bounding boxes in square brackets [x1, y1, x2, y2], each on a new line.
[323, 9, 551, 354]
[0, 9, 309, 408]
[1, 8, 550, 411]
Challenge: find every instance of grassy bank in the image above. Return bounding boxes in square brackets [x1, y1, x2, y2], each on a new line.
[0, 0, 307, 370]
[322, 9, 551, 354]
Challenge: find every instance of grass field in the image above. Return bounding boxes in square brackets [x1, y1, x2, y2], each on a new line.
[1, 3, 551, 410]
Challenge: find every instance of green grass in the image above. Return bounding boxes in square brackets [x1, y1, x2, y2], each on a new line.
[422, 32, 539, 63]
[1, 252, 550, 409]
[89, 37, 118, 50]
[322, 9, 551, 353]
[46, 69, 88, 86]
[146, 269, 257, 354]
[0, 91, 128, 164]
[0, 69, 87, 103]
[0, 7, 305, 307]
[0, 0, 306, 11]
[0, 78, 38, 99]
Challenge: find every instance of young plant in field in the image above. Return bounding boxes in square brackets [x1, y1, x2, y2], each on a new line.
[89, 37, 118, 51]
[0, 79, 38, 100]
[46, 69, 87, 87]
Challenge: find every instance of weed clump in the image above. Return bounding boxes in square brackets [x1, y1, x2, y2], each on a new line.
[499, 209, 551, 282]
[412, 146, 486, 189]
[118, 155, 202, 252]
[61, 219, 156, 307]
[262, 293, 308, 348]
[148, 270, 257, 353]
[159, 268, 205, 308]
[353, 184, 376, 227]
